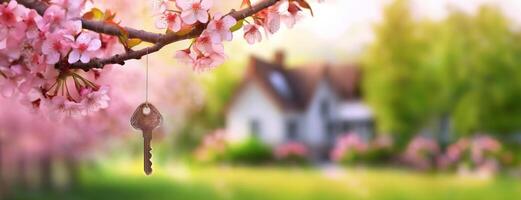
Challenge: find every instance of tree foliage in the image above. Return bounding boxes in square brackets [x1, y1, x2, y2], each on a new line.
[363, 0, 438, 142]
[363, 0, 521, 140]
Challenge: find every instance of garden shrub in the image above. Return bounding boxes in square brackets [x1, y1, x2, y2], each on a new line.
[274, 142, 309, 165]
[224, 137, 272, 164]
[330, 133, 369, 165]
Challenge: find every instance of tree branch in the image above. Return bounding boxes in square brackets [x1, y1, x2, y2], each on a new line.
[8, 0, 281, 70]
[8, 0, 164, 43]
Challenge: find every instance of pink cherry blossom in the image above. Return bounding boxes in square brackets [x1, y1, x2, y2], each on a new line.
[24, 51, 47, 74]
[0, 77, 17, 97]
[41, 32, 73, 64]
[18, 74, 44, 94]
[68, 32, 101, 63]
[0, 0, 311, 117]
[0, 22, 26, 51]
[0, 0, 24, 26]
[243, 24, 262, 44]
[194, 30, 221, 54]
[152, 0, 169, 14]
[206, 13, 237, 42]
[0, 1, 27, 52]
[278, 0, 302, 28]
[255, 7, 280, 35]
[155, 11, 182, 32]
[48, 96, 85, 119]
[80, 86, 110, 113]
[177, 0, 212, 24]
[23, 10, 43, 39]
[51, 0, 86, 18]
[264, 10, 281, 34]
[175, 49, 196, 65]
[193, 52, 224, 71]
[40, 5, 67, 31]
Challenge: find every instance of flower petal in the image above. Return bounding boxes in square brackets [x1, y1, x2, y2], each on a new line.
[176, 0, 192, 10]
[68, 50, 80, 63]
[196, 10, 208, 23]
[88, 39, 101, 51]
[80, 53, 91, 63]
[200, 0, 213, 10]
[181, 10, 196, 24]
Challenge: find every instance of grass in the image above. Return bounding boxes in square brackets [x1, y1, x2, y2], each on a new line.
[10, 163, 521, 200]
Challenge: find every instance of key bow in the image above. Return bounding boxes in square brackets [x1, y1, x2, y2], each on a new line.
[130, 102, 162, 131]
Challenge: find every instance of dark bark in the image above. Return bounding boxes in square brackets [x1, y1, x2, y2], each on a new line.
[16, 158, 29, 189]
[64, 157, 80, 189]
[0, 139, 5, 199]
[39, 155, 53, 190]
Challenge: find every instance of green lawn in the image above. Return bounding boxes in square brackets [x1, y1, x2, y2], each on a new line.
[11, 164, 521, 200]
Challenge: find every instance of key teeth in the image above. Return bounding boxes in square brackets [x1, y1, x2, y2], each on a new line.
[145, 146, 153, 175]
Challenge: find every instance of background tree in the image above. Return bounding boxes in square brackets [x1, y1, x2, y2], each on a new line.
[435, 7, 521, 136]
[363, 0, 521, 144]
[362, 0, 438, 146]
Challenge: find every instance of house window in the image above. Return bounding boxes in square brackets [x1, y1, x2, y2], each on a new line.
[320, 99, 330, 118]
[342, 121, 351, 132]
[286, 120, 298, 140]
[249, 119, 261, 138]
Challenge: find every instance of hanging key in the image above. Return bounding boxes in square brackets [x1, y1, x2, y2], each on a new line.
[130, 103, 162, 175]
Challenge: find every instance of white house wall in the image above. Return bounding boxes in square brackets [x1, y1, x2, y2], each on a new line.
[303, 80, 340, 149]
[226, 82, 285, 146]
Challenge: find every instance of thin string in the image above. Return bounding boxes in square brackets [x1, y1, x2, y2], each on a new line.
[145, 49, 149, 103]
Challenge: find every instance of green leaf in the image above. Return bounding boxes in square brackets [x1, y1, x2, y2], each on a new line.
[230, 20, 244, 32]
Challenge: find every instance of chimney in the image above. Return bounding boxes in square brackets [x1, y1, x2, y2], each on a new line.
[273, 50, 285, 66]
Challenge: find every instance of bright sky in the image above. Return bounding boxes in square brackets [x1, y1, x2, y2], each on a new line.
[99, 0, 521, 69]
[227, 0, 521, 65]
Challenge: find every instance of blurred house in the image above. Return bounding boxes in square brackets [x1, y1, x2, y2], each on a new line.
[225, 52, 374, 158]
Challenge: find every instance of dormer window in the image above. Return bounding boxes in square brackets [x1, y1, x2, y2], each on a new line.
[269, 72, 292, 100]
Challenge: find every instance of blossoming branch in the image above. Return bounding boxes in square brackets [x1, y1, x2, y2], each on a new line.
[0, 0, 319, 118]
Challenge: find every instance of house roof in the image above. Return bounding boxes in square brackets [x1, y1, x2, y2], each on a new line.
[227, 55, 362, 112]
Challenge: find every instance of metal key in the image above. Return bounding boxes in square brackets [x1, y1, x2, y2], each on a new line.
[130, 103, 162, 175]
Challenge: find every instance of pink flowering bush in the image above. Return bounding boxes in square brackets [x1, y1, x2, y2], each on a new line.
[402, 136, 440, 170]
[1, 0, 320, 118]
[274, 142, 309, 164]
[365, 134, 395, 164]
[194, 129, 228, 163]
[330, 133, 395, 165]
[441, 135, 504, 172]
[330, 133, 369, 164]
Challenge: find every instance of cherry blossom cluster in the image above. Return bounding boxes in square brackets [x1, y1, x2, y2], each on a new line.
[152, 0, 317, 71]
[1, 0, 320, 118]
[0, 0, 119, 119]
